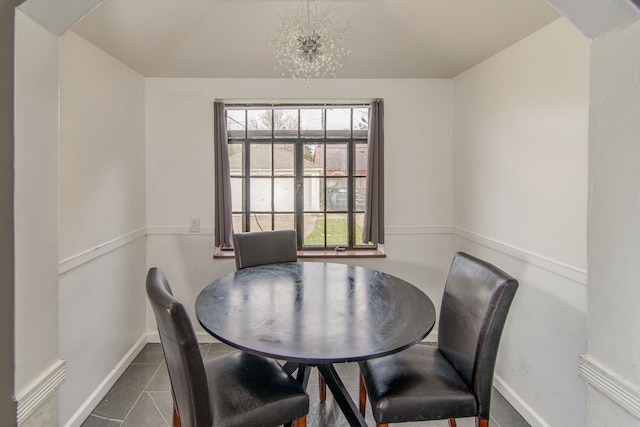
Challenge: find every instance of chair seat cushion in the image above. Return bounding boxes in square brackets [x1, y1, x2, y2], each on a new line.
[206, 351, 309, 427]
[359, 344, 478, 424]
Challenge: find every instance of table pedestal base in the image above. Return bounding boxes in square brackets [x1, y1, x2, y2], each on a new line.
[284, 362, 367, 427]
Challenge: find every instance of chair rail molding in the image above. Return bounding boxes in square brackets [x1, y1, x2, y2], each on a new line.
[148, 224, 448, 237]
[453, 227, 587, 286]
[58, 227, 146, 275]
[146, 225, 214, 235]
[385, 225, 453, 235]
[579, 355, 640, 420]
[15, 359, 65, 425]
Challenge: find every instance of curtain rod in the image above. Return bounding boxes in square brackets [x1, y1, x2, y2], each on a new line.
[219, 101, 375, 109]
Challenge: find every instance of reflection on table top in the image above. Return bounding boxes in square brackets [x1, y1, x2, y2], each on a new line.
[195, 261, 436, 364]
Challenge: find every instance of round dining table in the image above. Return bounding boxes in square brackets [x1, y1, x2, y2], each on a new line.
[195, 261, 436, 427]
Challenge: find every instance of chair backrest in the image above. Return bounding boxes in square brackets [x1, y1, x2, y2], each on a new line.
[437, 252, 518, 419]
[146, 268, 212, 427]
[233, 229, 298, 269]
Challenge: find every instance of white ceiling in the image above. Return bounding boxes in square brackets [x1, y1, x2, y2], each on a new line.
[71, 0, 560, 79]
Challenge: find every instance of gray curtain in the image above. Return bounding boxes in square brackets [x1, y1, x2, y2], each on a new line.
[214, 102, 234, 248]
[363, 99, 384, 244]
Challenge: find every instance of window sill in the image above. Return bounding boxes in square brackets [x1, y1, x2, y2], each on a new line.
[214, 248, 386, 260]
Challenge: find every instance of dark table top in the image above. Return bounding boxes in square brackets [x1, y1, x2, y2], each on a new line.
[196, 261, 436, 364]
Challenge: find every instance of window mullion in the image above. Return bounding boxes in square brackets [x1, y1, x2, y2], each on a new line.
[295, 139, 303, 249]
[295, 109, 303, 248]
[348, 113, 355, 247]
[352, 139, 357, 246]
[323, 111, 328, 248]
[244, 140, 251, 232]
[271, 110, 275, 230]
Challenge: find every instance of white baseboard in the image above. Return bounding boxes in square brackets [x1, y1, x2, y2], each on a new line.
[15, 359, 66, 425]
[63, 335, 147, 427]
[493, 374, 551, 427]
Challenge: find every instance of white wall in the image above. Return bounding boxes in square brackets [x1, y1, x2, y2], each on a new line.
[453, 18, 589, 270]
[59, 33, 147, 260]
[57, 32, 147, 427]
[452, 18, 590, 427]
[145, 78, 455, 335]
[13, 10, 61, 426]
[586, 18, 640, 426]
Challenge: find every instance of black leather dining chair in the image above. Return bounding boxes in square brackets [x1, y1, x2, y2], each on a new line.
[358, 252, 519, 427]
[232, 229, 298, 270]
[146, 267, 309, 427]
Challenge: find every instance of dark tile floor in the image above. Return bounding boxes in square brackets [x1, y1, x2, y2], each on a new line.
[81, 343, 530, 427]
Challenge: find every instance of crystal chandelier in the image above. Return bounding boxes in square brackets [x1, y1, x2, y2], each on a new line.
[272, 0, 350, 82]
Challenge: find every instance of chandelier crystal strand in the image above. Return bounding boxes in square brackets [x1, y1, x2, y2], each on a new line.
[272, 0, 350, 84]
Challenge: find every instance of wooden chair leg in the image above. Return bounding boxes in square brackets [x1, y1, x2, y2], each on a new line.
[359, 374, 366, 417]
[449, 419, 457, 427]
[319, 372, 327, 402]
[293, 415, 307, 427]
[377, 424, 389, 427]
[476, 418, 489, 427]
[172, 405, 181, 427]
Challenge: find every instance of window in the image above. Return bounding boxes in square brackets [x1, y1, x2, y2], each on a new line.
[225, 104, 374, 250]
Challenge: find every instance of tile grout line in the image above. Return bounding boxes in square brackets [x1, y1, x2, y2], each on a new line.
[121, 360, 164, 425]
[146, 362, 166, 390]
[147, 391, 171, 427]
[86, 413, 124, 425]
[120, 388, 145, 425]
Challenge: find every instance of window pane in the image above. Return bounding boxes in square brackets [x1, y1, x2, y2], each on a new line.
[274, 143, 295, 176]
[274, 109, 298, 138]
[303, 143, 322, 176]
[230, 178, 244, 211]
[326, 108, 351, 138]
[274, 178, 295, 211]
[354, 213, 366, 245]
[354, 143, 368, 176]
[325, 144, 348, 176]
[353, 108, 368, 138]
[327, 177, 348, 212]
[232, 214, 244, 235]
[226, 110, 245, 139]
[300, 109, 323, 138]
[274, 214, 295, 230]
[250, 144, 271, 176]
[250, 214, 272, 231]
[302, 213, 324, 246]
[326, 213, 348, 246]
[354, 177, 366, 211]
[308, 144, 325, 176]
[304, 177, 325, 212]
[228, 144, 243, 175]
[250, 178, 271, 211]
[247, 109, 272, 138]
